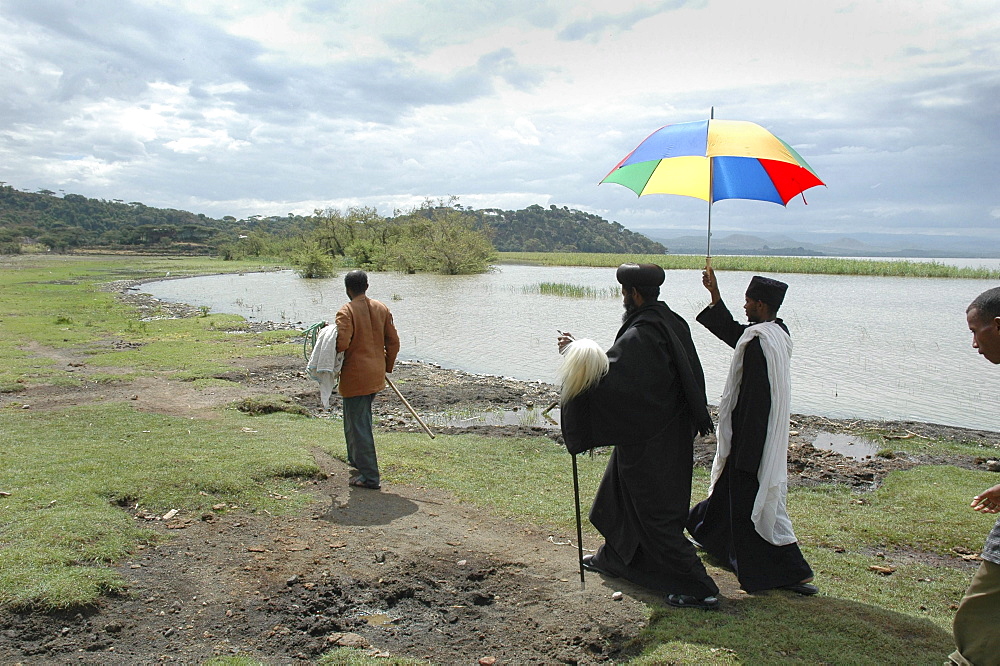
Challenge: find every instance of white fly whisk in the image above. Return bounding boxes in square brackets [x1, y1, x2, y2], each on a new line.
[557, 338, 609, 403]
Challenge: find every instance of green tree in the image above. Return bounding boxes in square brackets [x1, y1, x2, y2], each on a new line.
[394, 204, 496, 274]
[311, 206, 383, 257]
[294, 242, 337, 278]
[218, 231, 274, 260]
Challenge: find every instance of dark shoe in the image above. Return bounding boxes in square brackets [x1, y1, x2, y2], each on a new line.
[781, 582, 819, 596]
[581, 554, 618, 578]
[665, 593, 720, 610]
[348, 476, 381, 490]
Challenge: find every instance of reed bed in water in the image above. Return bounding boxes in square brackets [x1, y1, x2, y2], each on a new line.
[522, 282, 620, 298]
[499, 252, 1000, 279]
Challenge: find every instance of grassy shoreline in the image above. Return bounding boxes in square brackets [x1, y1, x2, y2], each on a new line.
[2, 253, 998, 664]
[499, 251, 1000, 279]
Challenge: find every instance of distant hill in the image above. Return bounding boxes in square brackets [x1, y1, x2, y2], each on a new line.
[471, 204, 666, 254]
[0, 187, 667, 256]
[647, 230, 1000, 258]
[0, 185, 306, 254]
[654, 232, 819, 257]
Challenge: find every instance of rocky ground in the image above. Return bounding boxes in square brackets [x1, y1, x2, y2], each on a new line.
[2, 283, 999, 665]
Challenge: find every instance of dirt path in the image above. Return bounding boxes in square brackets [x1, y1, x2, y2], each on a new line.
[3, 301, 1000, 664]
[1, 443, 654, 665]
[3, 345, 662, 664]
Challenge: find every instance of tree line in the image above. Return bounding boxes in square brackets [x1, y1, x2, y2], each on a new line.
[469, 204, 665, 254]
[0, 185, 665, 274]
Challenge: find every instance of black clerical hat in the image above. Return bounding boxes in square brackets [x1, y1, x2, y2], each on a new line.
[616, 263, 665, 287]
[745, 275, 788, 308]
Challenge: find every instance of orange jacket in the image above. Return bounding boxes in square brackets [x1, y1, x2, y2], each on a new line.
[335, 294, 400, 398]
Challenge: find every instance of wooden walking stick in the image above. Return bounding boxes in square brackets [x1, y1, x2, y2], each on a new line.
[573, 453, 585, 590]
[385, 375, 435, 439]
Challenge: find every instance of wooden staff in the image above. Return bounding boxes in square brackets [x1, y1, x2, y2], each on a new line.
[386, 376, 435, 439]
[573, 453, 585, 590]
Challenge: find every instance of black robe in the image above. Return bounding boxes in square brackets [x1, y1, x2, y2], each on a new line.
[687, 301, 813, 592]
[561, 301, 718, 598]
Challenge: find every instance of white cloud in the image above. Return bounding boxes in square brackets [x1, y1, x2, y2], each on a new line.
[0, 0, 998, 248]
[496, 117, 541, 146]
[165, 131, 251, 154]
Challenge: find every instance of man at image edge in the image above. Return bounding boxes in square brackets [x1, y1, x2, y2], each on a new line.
[950, 286, 1000, 665]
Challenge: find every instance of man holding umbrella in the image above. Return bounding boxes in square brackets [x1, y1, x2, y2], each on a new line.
[558, 263, 720, 609]
[686, 267, 816, 595]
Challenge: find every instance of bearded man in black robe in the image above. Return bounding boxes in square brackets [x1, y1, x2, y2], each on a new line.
[558, 263, 720, 609]
[686, 268, 816, 595]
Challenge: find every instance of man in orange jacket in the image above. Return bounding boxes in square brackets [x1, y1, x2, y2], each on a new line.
[335, 270, 400, 490]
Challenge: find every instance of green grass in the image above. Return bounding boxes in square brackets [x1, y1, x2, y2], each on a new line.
[1, 253, 997, 664]
[380, 432, 597, 526]
[522, 281, 620, 298]
[499, 251, 1000, 279]
[378, 428, 989, 662]
[521, 282, 621, 298]
[0, 402, 328, 608]
[0, 254, 294, 391]
[858, 428, 1000, 457]
[635, 592, 948, 665]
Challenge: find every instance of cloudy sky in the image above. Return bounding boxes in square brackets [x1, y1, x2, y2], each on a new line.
[2, 0, 998, 246]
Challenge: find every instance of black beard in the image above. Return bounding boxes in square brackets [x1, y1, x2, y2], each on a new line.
[622, 293, 638, 323]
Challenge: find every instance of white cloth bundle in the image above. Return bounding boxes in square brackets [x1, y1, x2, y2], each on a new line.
[306, 324, 344, 409]
[709, 321, 795, 545]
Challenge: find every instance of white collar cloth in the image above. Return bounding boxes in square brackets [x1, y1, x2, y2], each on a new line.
[709, 321, 796, 546]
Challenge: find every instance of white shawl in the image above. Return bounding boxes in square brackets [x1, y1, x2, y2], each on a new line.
[709, 321, 795, 545]
[306, 324, 344, 409]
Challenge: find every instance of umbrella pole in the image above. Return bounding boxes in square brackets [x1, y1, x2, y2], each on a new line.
[706, 106, 715, 269]
[573, 453, 586, 590]
[706, 201, 713, 270]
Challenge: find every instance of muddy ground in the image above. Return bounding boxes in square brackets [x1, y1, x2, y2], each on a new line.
[2, 285, 1000, 665]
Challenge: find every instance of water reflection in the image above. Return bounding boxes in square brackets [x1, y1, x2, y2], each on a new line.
[425, 405, 561, 429]
[811, 433, 880, 460]
[143, 265, 1000, 432]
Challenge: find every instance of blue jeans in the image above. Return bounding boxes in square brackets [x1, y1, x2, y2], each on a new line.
[343, 394, 378, 484]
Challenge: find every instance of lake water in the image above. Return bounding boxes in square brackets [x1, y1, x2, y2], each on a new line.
[142, 263, 1000, 432]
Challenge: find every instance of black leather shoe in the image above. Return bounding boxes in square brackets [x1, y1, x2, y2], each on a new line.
[665, 593, 720, 610]
[348, 476, 381, 490]
[781, 582, 819, 596]
[581, 554, 618, 578]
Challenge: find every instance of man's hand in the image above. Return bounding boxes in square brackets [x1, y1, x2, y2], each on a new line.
[557, 330, 574, 354]
[702, 266, 722, 305]
[971, 484, 1000, 513]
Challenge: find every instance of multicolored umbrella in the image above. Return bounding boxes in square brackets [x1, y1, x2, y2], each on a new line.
[601, 115, 824, 259]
